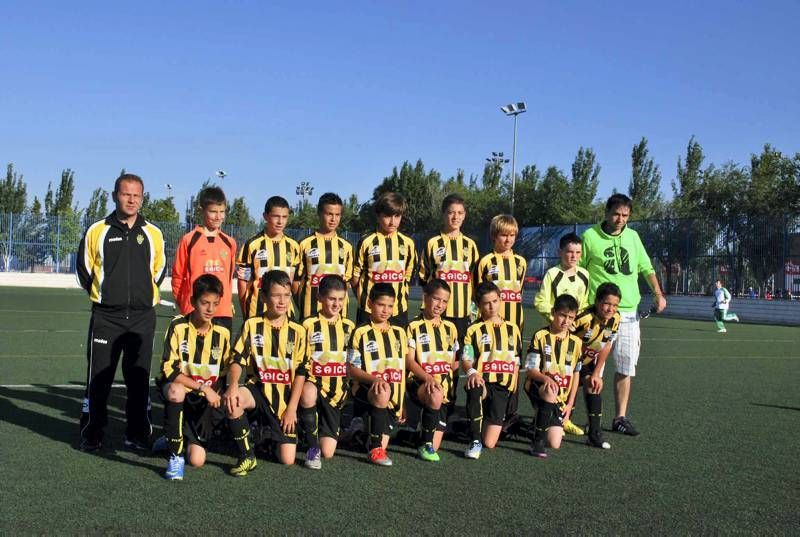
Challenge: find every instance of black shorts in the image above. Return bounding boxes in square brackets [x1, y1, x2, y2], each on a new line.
[407, 380, 447, 432]
[479, 383, 511, 426]
[245, 384, 297, 445]
[182, 392, 227, 447]
[526, 383, 564, 430]
[579, 359, 597, 380]
[316, 396, 343, 440]
[352, 386, 399, 434]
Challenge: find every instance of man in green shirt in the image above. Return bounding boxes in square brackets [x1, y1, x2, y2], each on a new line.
[579, 194, 666, 436]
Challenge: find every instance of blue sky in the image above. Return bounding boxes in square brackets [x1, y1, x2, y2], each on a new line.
[2, 1, 798, 218]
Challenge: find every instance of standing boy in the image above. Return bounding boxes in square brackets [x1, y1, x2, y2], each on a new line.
[461, 281, 522, 459]
[76, 173, 165, 452]
[713, 280, 739, 333]
[223, 270, 307, 475]
[351, 192, 417, 328]
[295, 193, 354, 320]
[405, 279, 459, 462]
[158, 274, 231, 480]
[237, 196, 301, 320]
[346, 283, 408, 466]
[476, 214, 527, 425]
[298, 275, 356, 469]
[532, 231, 590, 436]
[525, 294, 582, 458]
[171, 186, 237, 329]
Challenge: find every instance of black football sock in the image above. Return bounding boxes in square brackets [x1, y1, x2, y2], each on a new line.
[585, 391, 603, 438]
[300, 406, 319, 449]
[465, 387, 483, 442]
[229, 414, 253, 458]
[368, 407, 389, 450]
[164, 401, 184, 456]
[420, 407, 438, 445]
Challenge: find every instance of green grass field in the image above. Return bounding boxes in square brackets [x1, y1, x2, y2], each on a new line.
[1, 286, 798, 535]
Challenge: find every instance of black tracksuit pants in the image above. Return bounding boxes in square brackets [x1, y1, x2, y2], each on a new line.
[79, 307, 156, 442]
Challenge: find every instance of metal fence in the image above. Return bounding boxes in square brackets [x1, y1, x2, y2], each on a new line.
[2, 212, 798, 297]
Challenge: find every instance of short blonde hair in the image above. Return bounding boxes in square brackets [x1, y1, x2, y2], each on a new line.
[490, 214, 518, 239]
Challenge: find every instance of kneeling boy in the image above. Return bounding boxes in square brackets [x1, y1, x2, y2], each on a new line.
[223, 270, 307, 475]
[347, 283, 408, 467]
[405, 278, 459, 462]
[298, 275, 356, 469]
[461, 281, 522, 459]
[158, 274, 231, 480]
[525, 294, 582, 458]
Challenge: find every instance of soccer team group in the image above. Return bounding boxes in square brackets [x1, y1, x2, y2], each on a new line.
[75, 174, 667, 481]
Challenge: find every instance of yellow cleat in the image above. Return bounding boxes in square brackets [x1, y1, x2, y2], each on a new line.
[563, 419, 585, 436]
[229, 456, 258, 477]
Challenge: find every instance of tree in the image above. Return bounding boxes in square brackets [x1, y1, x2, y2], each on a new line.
[226, 196, 256, 228]
[30, 196, 42, 215]
[748, 144, 799, 216]
[537, 166, 572, 224]
[0, 163, 27, 214]
[288, 200, 318, 229]
[628, 137, 664, 219]
[54, 169, 76, 215]
[570, 147, 601, 222]
[671, 136, 705, 217]
[85, 188, 109, 221]
[141, 194, 179, 223]
[512, 164, 541, 225]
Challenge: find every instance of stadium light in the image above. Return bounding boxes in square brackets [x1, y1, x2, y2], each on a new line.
[215, 170, 227, 180]
[500, 101, 527, 214]
[296, 181, 314, 209]
[485, 152, 510, 179]
[165, 183, 173, 198]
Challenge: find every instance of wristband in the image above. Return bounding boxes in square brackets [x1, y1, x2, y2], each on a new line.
[467, 368, 478, 377]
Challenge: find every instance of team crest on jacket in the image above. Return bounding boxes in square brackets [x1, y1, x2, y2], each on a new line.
[136, 234, 144, 245]
[393, 340, 402, 355]
[287, 340, 295, 354]
[339, 250, 346, 262]
[399, 245, 407, 256]
[211, 347, 223, 362]
[220, 250, 228, 259]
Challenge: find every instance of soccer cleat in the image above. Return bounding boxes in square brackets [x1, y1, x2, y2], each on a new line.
[529, 443, 548, 459]
[464, 440, 482, 460]
[304, 447, 322, 470]
[733, 315, 740, 322]
[123, 435, 151, 451]
[563, 419, 585, 436]
[417, 443, 440, 462]
[612, 416, 640, 437]
[587, 434, 611, 450]
[79, 437, 103, 452]
[151, 435, 169, 453]
[229, 456, 258, 477]
[165, 454, 185, 480]
[369, 447, 393, 466]
[717, 328, 727, 333]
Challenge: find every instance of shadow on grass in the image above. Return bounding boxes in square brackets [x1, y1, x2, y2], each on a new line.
[0, 388, 164, 475]
[750, 402, 800, 412]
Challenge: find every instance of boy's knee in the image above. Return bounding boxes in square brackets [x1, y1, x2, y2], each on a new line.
[166, 384, 185, 403]
[300, 382, 317, 408]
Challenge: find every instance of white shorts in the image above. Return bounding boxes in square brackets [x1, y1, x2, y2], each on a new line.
[611, 312, 641, 377]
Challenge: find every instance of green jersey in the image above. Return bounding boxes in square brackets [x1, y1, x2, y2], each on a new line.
[579, 223, 655, 312]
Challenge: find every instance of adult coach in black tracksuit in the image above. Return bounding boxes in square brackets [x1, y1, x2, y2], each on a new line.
[76, 173, 166, 451]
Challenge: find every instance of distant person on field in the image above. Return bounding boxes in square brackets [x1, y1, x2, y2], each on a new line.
[171, 186, 237, 330]
[533, 231, 589, 437]
[713, 280, 739, 333]
[236, 196, 301, 320]
[76, 173, 166, 452]
[579, 194, 666, 437]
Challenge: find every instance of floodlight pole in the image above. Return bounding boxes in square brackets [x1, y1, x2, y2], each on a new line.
[511, 113, 519, 214]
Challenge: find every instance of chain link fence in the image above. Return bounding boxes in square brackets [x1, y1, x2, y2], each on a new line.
[2, 212, 798, 298]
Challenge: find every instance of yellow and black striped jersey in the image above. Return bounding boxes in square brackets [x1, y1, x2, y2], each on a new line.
[231, 318, 306, 419]
[296, 232, 354, 319]
[160, 315, 231, 390]
[236, 232, 301, 319]
[352, 231, 417, 316]
[533, 265, 590, 322]
[76, 213, 166, 309]
[526, 328, 582, 408]
[407, 317, 459, 404]
[419, 233, 480, 319]
[572, 308, 620, 366]
[462, 320, 521, 391]
[302, 315, 356, 408]
[476, 251, 527, 333]
[347, 322, 408, 413]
